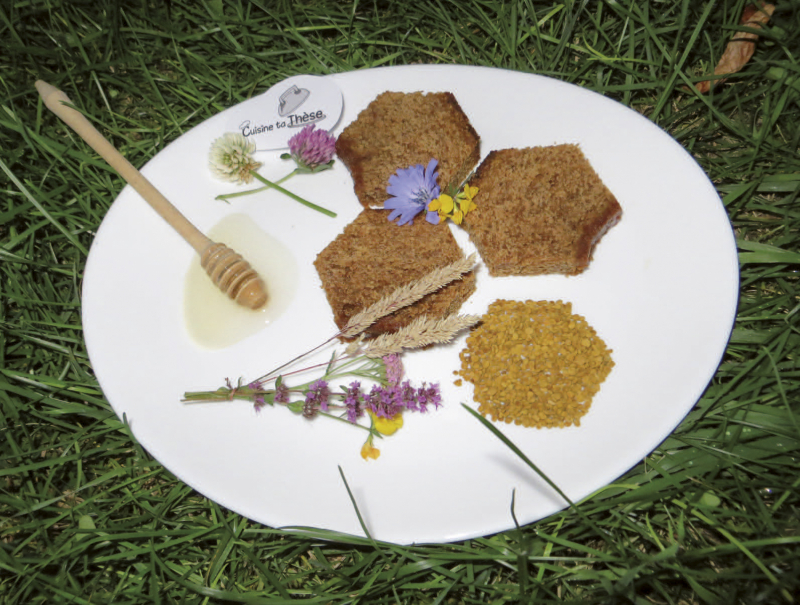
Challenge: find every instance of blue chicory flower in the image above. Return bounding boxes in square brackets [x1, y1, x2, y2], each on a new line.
[384, 158, 441, 225]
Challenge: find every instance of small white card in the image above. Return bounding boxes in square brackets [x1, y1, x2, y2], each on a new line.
[223, 75, 343, 150]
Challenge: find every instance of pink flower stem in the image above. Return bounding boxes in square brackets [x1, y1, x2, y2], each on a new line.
[215, 170, 297, 201]
[250, 171, 336, 217]
[255, 333, 340, 383]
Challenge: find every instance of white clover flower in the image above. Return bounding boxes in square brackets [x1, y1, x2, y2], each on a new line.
[209, 132, 262, 184]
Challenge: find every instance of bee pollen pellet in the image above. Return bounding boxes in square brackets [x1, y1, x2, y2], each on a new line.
[458, 299, 614, 429]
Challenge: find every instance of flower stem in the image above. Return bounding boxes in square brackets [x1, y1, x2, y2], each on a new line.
[249, 171, 337, 217]
[215, 170, 298, 201]
[255, 333, 340, 383]
[317, 410, 374, 433]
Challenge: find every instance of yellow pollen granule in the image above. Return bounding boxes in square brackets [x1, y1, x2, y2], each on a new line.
[458, 299, 614, 429]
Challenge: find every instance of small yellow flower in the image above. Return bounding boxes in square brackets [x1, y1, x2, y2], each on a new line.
[456, 184, 479, 216]
[431, 194, 454, 214]
[361, 440, 381, 460]
[429, 188, 476, 225]
[368, 410, 404, 436]
[458, 183, 479, 202]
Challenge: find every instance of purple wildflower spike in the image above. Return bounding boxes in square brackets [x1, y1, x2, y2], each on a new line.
[275, 383, 290, 404]
[416, 383, 442, 413]
[343, 382, 364, 423]
[383, 354, 404, 387]
[248, 381, 266, 411]
[305, 379, 331, 412]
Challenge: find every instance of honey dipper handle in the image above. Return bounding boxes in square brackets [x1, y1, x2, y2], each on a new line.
[35, 80, 210, 254]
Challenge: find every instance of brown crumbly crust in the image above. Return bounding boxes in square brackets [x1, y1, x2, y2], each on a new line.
[336, 91, 481, 209]
[314, 210, 476, 337]
[463, 145, 622, 276]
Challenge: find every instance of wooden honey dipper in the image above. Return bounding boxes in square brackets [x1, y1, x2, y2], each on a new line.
[35, 80, 268, 310]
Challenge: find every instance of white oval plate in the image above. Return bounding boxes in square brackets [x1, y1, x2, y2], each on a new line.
[82, 65, 739, 545]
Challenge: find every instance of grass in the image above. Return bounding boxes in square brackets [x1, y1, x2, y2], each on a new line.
[1, 0, 799, 602]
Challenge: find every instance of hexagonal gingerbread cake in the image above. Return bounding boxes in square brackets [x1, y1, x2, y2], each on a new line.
[463, 144, 622, 276]
[335, 91, 481, 209]
[314, 209, 476, 337]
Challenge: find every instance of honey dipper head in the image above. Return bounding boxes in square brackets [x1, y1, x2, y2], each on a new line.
[200, 242, 268, 310]
[235, 276, 269, 310]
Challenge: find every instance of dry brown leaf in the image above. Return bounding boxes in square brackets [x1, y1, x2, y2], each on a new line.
[695, 3, 775, 93]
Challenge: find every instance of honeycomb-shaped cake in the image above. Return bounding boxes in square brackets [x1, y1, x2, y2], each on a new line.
[336, 91, 481, 209]
[314, 209, 476, 337]
[463, 144, 621, 276]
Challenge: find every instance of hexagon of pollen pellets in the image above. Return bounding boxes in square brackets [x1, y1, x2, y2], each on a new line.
[458, 299, 614, 429]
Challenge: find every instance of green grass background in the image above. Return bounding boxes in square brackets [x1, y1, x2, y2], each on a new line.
[2, 0, 799, 603]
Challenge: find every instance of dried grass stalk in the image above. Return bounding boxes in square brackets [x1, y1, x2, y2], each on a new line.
[340, 253, 477, 338]
[362, 313, 481, 358]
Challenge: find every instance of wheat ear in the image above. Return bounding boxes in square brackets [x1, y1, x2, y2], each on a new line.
[339, 253, 477, 338]
[362, 314, 481, 358]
